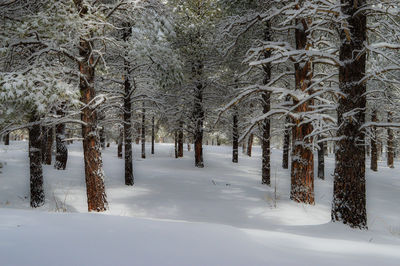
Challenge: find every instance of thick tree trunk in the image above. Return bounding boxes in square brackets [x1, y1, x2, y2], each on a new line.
[44, 128, 53, 165]
[247, 133, 253, 157]
[99, 126, 106, 149]
[74, 0, 107, 212]
[318, 137, 325, 180]
[151, 116, 155, 155]
[141, 102, 146, 159]
[29, 114, 44, 208]
[387, 112, 394, 168]
[232, 106, 239, 163]
[122, 23, 134, 186]
[178, 121, 184, 157]
[290, 17, 314, 205]
[4, 133, 9, 145]
[54, 108, 68, 170]
[370, 110, 378, 172]
[332, 0, 367, 229]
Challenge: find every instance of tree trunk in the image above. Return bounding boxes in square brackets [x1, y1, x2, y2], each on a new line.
[44, 127, 53, 165]
[318, 137, 325, 180]
[282, 117, 290, 169]
[370, 110, 378, 172]
[178, 121, 184, 157]
[261, 20, 272, 185]
[174, 131, 178, 159]
[99, 126, 106, 150]
[332, 0, 367, 229]
[122, 23, 134, 186]
[141, 102, 146, 159]
[41, 126, 47, 163]
[187, 138, 191, 152]
[242, 140, 246, 154]
[387, 111, 394, 168]
[118, 127, 123, 159]
[290, 17, 314, 205]
[151, 116, 155, 155]
[193, 79, 204, 168]
[247, 133, 253, 157]
[232, 106, 239, 163]
[55, 108, 68, 170]
[135, 127, 140, 145]
[29, 114, 44, 208]
[4, 133, 9, 145]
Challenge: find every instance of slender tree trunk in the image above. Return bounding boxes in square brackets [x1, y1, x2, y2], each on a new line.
[178, 121, 184, 157]
[261, 20, 272, 185]
[282, 115, 290, 169]
[174, 131, 178, 159]
[135, 127, 140, 145]
[4, 133, 9, 145]
[242, 141, 246, 154]
[122, 23, 133, 186]
[387, 112, 394, 168]
[247, 134, 253, 157]
[290, 17, 314, 205]
[141, 102, 146, 159]
[118, 127, 123, 159]
[187, 138, 191, 152]
[194, 80, 204, 168]
[29, 114, 44, 208]
[55, 107, 68, 170]
[332, 0, 367, 229]
[371, 110, 378, 172]
[232, 106, 239, 163]
[151, 116, 155, 155]
[318, 136, 325, 180]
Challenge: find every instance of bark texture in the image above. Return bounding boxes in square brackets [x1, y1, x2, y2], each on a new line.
[290, 17, 314, 205]
[178, 121, 184, 157]
[370, 110, 378, 172]
[29, 114, 44, 208]
[118, 127, 123, 159]
[318, 137, 325, 180]
[332, 0, 367, 229]
[387, 112, 394, 168]
[247, 133, 253, 157]
[44, 127, 53, 165]
[151, 116, 155, 155]
[122, 23, 133, 186]
[232, 106, 239, 163]
[141, 103, 146, 159]
[261, 21, 272, 185]
[75, 0, 107, 211]
[55, 107, 68, 170]
[4, 133, 9, 145]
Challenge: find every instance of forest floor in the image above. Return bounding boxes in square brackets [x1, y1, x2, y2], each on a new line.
[0, 141, 399, 265]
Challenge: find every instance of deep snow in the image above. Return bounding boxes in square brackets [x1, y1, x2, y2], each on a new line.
[0, 141, 399, 265]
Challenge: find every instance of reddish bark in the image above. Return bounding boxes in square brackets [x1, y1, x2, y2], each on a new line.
[332, 0, 367, 229]
[290, 17, 314, 205]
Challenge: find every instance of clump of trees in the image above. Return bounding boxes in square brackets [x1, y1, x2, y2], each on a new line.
[1, 0, 400, 230]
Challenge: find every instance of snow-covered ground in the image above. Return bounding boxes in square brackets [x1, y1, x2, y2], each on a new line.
[0, 141, 399, 265]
